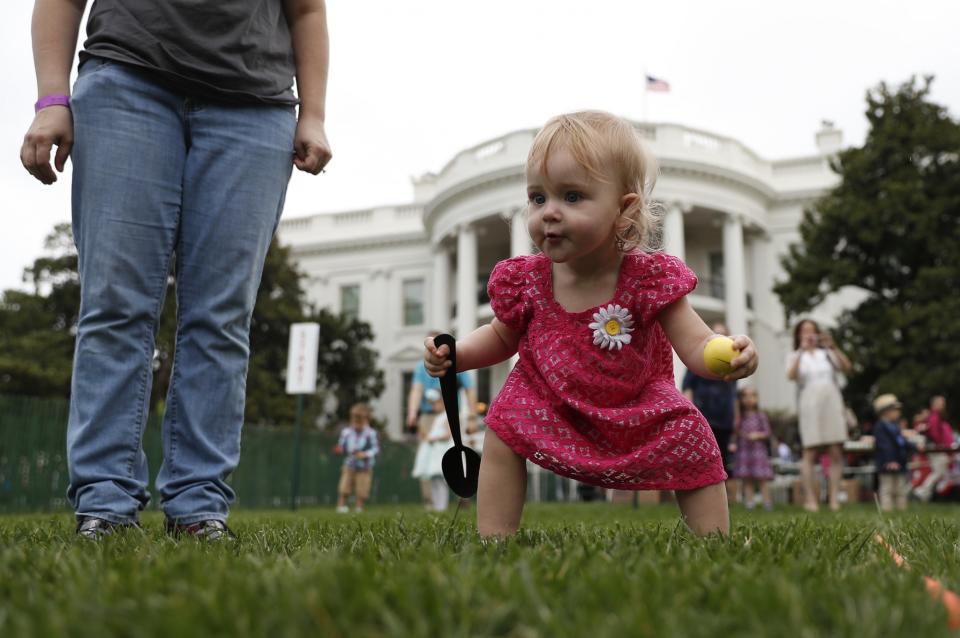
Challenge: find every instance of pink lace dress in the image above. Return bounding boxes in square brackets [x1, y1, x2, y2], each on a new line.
[483, 251, 726, 491]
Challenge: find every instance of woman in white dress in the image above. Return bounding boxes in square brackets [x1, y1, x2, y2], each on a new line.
[786, 319, 853, 512]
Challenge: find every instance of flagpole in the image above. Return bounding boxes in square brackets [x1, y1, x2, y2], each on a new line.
[642, 66, 648, 122]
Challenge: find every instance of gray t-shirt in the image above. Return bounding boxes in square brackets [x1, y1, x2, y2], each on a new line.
[80, 0, 297, 105]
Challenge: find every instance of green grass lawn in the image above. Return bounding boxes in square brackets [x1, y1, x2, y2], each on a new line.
[1, 503, 958, 637]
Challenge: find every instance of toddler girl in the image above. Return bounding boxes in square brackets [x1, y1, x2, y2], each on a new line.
[731, 387, 775, 510]
[424, 111, 758, 537]
[411, 389, 454, 512]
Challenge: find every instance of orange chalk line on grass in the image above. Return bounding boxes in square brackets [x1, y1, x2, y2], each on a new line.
[874, 533, 960, 630]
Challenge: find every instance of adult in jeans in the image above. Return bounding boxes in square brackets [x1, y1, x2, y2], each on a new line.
[786, 319, 853, 512]
[20, 0, 331, 540]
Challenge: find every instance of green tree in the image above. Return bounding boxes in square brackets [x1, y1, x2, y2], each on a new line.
[242, 241, 385, 428]
[0, 223, 77, 396]
[0, 227, 384, 426]
[308, 307, 385, 430]
[774, 76, 960, 421]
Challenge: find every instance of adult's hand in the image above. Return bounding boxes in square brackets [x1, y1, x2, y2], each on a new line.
[292, 113, 331, 175]
[20, 106, 73, 185]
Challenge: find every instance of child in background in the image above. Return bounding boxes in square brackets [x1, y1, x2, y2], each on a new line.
[411, 389, 453, 512]
[731, 387, 775, 510]
[424, 110, 758, 538]
[872, 394, 915, 512]
[334, 403, 379, 513]
[914, 395, 955, 502]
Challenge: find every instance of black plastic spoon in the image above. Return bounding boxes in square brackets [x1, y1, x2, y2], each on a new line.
[433, 333, 481, 498]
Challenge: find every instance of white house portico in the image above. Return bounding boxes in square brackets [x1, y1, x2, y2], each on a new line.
[278, 120, 851, 439]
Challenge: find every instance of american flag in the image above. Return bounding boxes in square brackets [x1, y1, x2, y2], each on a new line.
[645, 75, 670, 92]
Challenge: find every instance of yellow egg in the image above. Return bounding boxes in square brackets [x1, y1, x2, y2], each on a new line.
[703, 336, 739, 376]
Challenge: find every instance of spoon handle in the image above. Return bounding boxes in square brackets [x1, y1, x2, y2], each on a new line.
[433, 333, 465, 449]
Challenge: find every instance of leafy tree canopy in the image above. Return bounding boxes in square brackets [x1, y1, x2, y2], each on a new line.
[774, 76, 960, 421]
[0, 225, 383, 427]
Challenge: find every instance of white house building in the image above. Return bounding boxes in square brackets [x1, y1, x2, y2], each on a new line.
[278, 120, 853, 439]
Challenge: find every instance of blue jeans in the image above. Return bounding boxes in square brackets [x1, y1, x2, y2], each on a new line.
[66, 58, 296, 524]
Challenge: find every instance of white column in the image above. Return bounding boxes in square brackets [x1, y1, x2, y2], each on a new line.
[663, 202, 689, 387]
[431, 244, 450, 331]
[723, 214, 747, 337]
[748, 231, 780, 330]
[662, 202, 686, 260]
[746, 231, 780, 411]
[504, 207, 529, 371]
[456, 223, 478, 339]
[510, 208, 532, 256]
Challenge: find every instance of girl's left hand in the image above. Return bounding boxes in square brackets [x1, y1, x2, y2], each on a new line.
[293, 113, 332, 174]
[724, 335, 759, 381]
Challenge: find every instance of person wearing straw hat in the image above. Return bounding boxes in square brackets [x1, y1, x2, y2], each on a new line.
[873, 393, 916, 512]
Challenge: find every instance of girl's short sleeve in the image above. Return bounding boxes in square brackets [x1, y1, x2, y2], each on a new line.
[628, 252, 698, 323]
[487, 256, 533, 333]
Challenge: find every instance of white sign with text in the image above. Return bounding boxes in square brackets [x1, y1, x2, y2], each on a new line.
[285, 322, 320, 395]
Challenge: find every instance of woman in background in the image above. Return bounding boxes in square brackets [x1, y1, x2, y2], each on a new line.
[787, 319, 853, 512]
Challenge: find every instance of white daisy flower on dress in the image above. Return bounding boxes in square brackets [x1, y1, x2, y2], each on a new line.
[588, 304, 634, 350]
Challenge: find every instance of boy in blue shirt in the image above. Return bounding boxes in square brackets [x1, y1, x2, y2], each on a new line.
[335, 403, 379, 513]
[873, 394, 916, 511]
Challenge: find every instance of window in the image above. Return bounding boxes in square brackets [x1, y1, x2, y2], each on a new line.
[340, 284, 360, 321]
[478, 273, 491, 306]
[402, 278, 425, 326]
[477, 368, 491, 406]
[708, 252, 725, 299]
[401, 371, 415, 434]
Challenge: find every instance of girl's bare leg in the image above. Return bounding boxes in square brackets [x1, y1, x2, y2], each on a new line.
[476, 429, 528, 538]
[761, 481, 772, 508]
[675, 482, 729, 536]
[726, 478, 740, 504]
[743, 479, 756, 508]
[800, 448, 820, 511]
[827, 443, 844, 511]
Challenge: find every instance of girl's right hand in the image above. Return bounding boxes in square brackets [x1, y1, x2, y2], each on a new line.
[423, 336, 453, 378]
[20, 107, 74, 185]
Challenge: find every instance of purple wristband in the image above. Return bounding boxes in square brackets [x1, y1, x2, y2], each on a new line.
[35, 95, 71, 113]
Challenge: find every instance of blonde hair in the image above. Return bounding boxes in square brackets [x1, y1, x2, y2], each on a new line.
[527, 111, 662, 253]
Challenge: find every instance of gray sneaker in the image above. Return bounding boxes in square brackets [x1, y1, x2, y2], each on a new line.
[165, 519, 236, 541]
[75, 516, 141, 540]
